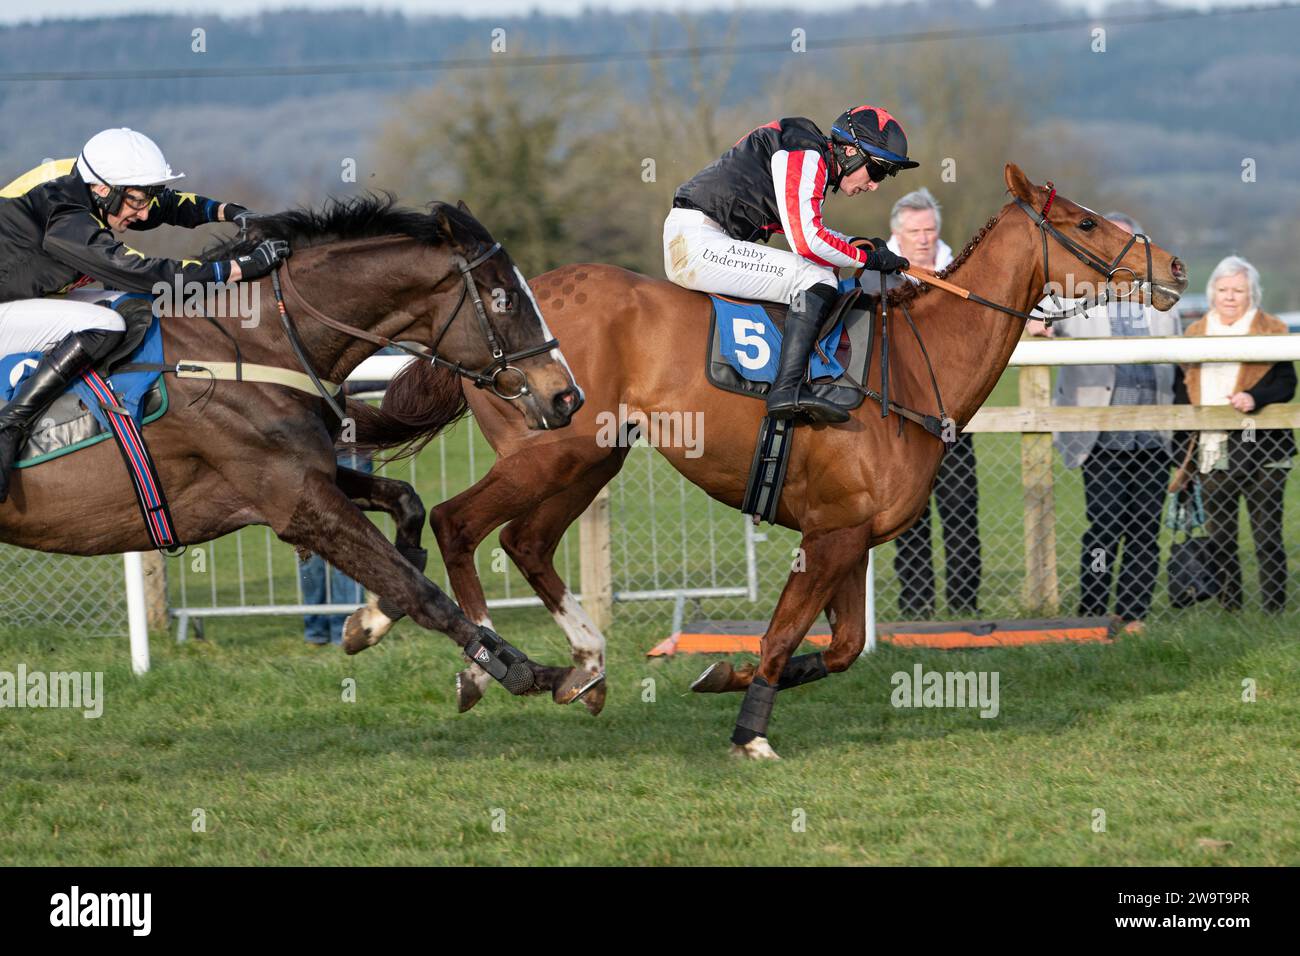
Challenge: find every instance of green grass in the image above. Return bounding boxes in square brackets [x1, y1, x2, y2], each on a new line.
[1, 606, 1296, 866]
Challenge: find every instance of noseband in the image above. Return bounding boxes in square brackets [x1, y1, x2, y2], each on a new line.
[270, 240, 560, 420]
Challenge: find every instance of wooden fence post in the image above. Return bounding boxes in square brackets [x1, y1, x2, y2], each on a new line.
[580, 486, 613, 631]
[1019, 365, 1060, 614]
[141, 550, 169, 632]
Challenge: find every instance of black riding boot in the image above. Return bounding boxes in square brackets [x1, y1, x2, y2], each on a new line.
[0, 328, 121, 503]
[766, 282, 847, 424]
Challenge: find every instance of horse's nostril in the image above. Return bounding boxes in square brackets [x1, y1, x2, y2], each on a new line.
[1171, 257, 1187, 279]
[554, 388, 579, 415]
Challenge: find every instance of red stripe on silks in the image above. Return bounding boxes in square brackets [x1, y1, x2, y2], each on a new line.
[784, 152, 835, 268]
[783, 152, 812, 259]
[808, 159, 866, 264]
[734, 119, 781, 147]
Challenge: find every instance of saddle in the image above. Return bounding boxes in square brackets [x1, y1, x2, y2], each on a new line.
[704, 285, 949, 525]
[705, 288, 874, 415]
[0, 301, 180, 552]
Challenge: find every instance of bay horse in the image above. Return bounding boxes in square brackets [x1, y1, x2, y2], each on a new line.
[0, 194, 599, 705]
[364, 164, 1188, 757]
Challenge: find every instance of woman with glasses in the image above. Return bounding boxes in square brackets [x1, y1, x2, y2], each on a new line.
[0, 127, 287, 500]
[665, 106, 918, 424]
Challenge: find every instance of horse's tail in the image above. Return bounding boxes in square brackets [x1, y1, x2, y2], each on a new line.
[345, 361, 468, 461]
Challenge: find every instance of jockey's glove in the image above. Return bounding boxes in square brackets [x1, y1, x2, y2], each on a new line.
[233, 239, 291, 280]
[863, 247, 909, 275]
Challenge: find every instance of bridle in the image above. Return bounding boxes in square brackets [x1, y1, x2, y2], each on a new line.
[974, 182, 1155, 325]
[843, 182, 1159, 441]
[269, 240, 560, 420]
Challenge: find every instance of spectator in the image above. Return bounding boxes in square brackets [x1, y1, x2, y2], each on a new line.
[885, 188, 981, 617]
[1027, 212, 1181, 629]
[1171, 255, 1295, 612]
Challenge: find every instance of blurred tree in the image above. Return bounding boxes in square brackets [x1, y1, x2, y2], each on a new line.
[375, 63, 607, 275]
[763, 36, 1099, 257]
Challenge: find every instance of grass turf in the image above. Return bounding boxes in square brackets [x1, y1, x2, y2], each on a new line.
[1, 605, 1295, 866]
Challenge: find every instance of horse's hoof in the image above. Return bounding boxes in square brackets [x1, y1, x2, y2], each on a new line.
[456, 670, 485, 713]
[341, 605, 389, 655]
[554, 668, 605, 706]
[691, 660, 734, 693]
[730, 736, 781, 760]
[580, 679, 607, 716]
[341, 617, 373, 655]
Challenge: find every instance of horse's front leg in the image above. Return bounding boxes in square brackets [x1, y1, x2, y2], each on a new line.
[334, 464, 428, 650]
[691, 550, 870, 695]
[281, 469, 582, 701]
[727, 523, 871, 760]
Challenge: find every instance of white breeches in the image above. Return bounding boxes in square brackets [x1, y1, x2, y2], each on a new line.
[662, 207, 837, 305]
[0, 289, 126, 356]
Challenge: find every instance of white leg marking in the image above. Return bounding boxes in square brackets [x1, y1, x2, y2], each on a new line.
[354, 595, 393, 643]
[730, 736, 781, 760]
[553, 591, 606, 671]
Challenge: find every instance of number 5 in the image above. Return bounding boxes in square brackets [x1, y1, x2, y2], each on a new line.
[732, 318, 771, 370]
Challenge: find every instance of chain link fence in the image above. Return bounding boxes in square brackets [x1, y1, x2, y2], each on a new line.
[0, 547, 127, 636]
[7, 376, 1297, 644]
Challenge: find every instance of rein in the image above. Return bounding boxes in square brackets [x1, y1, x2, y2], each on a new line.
[269, 240, 560, 418]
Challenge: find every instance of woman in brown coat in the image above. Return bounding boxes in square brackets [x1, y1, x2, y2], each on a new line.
[1172, 256, 1296, 611]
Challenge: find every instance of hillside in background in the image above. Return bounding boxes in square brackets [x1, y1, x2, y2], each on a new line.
[2, 0, 1297, 303]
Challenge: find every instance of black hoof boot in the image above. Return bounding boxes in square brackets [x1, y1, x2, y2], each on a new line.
[464, 627, 536, 696]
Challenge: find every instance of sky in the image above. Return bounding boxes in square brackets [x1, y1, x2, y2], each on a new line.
[0, 0, 1264, 27]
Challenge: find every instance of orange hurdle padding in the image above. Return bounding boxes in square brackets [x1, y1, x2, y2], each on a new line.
[647, 618, 1116, 656]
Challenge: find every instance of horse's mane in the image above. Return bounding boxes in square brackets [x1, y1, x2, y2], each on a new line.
[205, 192, 484, 458]
[885, 211, 1004, 306]
[203, 191, 492, 260]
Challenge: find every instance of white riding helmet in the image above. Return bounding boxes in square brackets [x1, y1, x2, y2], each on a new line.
[76, 127, 185, 188]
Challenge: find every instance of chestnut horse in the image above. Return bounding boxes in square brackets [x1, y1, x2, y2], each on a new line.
[369, 165, 1186, 757]
[0, 195, 598, 704]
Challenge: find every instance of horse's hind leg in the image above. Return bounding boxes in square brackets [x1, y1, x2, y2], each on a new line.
[499, 450, 627, 716]
[333, 465, 427, 652]
[282, 469, 572, 699]
[691, 550, 869, 695]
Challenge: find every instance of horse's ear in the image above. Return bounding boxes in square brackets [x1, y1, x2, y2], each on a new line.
[456, 199, 473, 217]
[1004, 163, 1035, 203]
[432, 202, 454, 235]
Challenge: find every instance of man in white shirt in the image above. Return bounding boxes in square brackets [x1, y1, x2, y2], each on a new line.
[887, 188, 981, 618]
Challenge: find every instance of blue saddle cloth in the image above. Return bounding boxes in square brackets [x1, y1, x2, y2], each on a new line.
[0, 293, 164, 427]
[712, 295, 844, 384]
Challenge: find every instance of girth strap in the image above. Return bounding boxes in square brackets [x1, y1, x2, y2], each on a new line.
[117, 359, 340, 399]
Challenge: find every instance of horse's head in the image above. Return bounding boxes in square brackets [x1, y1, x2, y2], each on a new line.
[427, 200, 584, 430]
[1004, 164, 1188, 312]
